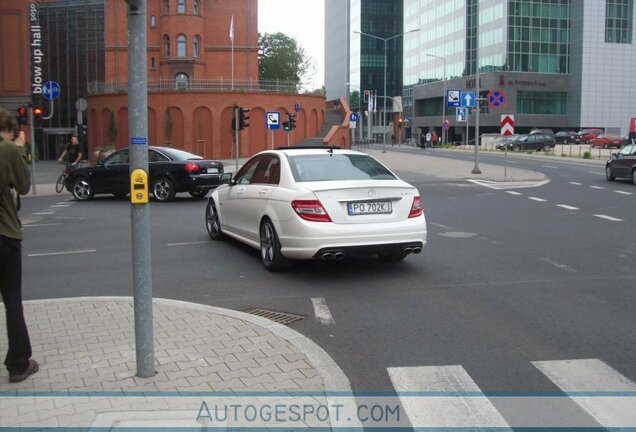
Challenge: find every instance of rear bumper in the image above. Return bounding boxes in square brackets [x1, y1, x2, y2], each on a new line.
[183, 174, 223, 191]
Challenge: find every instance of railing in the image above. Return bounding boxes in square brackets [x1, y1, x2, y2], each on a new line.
[87, 78, 325, 96]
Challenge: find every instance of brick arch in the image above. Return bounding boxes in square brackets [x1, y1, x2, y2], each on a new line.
[309, 109, 319, 137]
[247, 107, 266, 154]
[101, 108, 113, 147]
[116, 107, 128, 149]
[221, 106, 236, 159]
[88, 108, 98, 152]
[193, 106, 212, 156]
[164, 106, 184, 148]
[274, 107, 288, 148]
[148, 107, 157, 145]
[297, 109, 307, 141]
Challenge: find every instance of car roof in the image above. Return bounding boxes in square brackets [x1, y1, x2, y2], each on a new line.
[261, 147, 366, 157]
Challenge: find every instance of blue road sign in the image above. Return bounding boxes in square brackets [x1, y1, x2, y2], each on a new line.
[456, 107, 467, 122]
[487, 89, 506, 109]
[447, 89, 461, 108]
[266, 112, 280, 130]
[42, 81, 60, 101]
[350, 112, 359, 122]
[294, 103, 301, 112]
[461, 91, 476, 107]
[130, 137, 147, 145]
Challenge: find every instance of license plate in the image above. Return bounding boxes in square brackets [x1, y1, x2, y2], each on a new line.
[206, 167, 219, 174]
[347, 201, 392, 215]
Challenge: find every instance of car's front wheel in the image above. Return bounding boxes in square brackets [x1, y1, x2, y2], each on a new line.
[205, 199, 224, 240]
[513, 144, 521, 152]
[260, 218, 287, 272]
[605, 166, 615, 181]
[152, 177, 176, 202]
[543, 144, 552, 152]
[71, 178, 94, 201]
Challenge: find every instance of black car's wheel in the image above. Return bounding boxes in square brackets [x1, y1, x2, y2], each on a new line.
[152, 177, 176, 202]
[543, 144, 552, 152]
[378, 250, 406, 263]
[513, 144, 521, 152]
[189, 189, 208, 199]
[260, 218, 287, 272]
[205, 199, 224, 240]
[71, 178, 94, 201]
[605, 166, 615, 181]
[632, 169, 636, 186]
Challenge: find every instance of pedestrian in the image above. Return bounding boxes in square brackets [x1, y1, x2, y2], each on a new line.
[58, 134, 82, 166]
[431, 131, 438, 146]
[425, 131, 432, 148]
[0, 107, 39, 383]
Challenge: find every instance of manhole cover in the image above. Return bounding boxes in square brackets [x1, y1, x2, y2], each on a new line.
[244, 308, 304, 325]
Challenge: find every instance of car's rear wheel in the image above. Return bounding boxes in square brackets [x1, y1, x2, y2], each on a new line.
[605, 166, 615, 181]
[152, 177, 176, 202]
[513, 144, 521, 152]
[543, 144, 552, 152]
[260, 218, 287, 272]
[189, 189, 208, 199]
[71, 178, 94, 201]
[205, 199, 224, 240]
[632, 169, 636, 186]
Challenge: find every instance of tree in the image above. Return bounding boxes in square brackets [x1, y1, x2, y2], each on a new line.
[258, 32, 313, 89]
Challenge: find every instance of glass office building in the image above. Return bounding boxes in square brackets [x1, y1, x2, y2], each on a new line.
[403, 0, 636, 140]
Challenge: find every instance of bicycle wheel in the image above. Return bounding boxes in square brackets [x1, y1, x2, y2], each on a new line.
[55, 173, 66, 193]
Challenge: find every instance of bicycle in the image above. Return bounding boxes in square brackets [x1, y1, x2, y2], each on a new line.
[55, 162, 76, 193]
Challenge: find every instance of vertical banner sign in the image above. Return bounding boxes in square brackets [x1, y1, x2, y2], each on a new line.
[501, 115, 515, 136]
[29, 3, 44, 98]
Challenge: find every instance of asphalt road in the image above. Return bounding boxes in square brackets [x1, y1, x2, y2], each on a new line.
[19, 149, 636, 399]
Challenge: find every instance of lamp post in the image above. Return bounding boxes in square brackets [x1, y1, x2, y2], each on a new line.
[354, 28, 420, 153]
[426, 53, 447, 145]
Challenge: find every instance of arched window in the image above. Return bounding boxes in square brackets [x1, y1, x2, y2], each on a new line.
[150, 15, 156, 28]
[163, 35, 170, 57]
[175, 73, 188, 90]
[193, 0, 199, 15]
[163, 0, 169, 14]
[193, 35, 200, 57]
[177, 0, 185, 14]
[177, 34, 186, 57]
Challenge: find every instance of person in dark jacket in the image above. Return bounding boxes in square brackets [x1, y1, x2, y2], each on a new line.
[0, 107, 38, 383]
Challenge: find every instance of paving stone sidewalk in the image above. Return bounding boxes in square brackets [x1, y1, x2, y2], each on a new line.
[0, 297, 352, 429]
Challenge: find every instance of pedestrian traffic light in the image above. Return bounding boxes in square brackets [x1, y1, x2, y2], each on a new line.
[17, 106, 28, 125]
[239, 107, 250, 130]
[282, 121, 290, 131]
[363, 90, 370, 103]
[287, 113, 296, 130]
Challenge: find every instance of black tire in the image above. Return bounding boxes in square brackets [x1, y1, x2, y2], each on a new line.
[260, 218, 287, 272]
[513, 144, 521, 152]
[205, 199, 224, 240]
[632, 169, 636, 186]
[605, 166, 615, 181]
[152, 177, 176, 202]
[71, 178, 94, 201]
[189, 189, 208, 199]
[55, 174, 66, 193]
[378, 250, 406, 263]
[543, 144, 552, 152]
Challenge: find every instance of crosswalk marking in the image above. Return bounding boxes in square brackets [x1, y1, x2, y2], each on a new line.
[615, 190, 633, 195]
[311, 297, 335, 325]
[528, 197, 547, 202]
[557, 204, 579, 210]
[506, 191, 523, 196]
[533, 359, 636, 428]
[387, 365, 510, 428]
[589, 186, 605, 190]
[594, 214, 624, 222]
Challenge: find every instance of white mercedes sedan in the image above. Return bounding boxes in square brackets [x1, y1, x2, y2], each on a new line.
[205, 147, 427, 271]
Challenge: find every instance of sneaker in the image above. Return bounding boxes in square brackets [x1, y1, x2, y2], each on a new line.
[9, 360, 39, 383]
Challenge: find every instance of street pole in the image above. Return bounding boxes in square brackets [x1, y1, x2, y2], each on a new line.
[472, 1, 482, 174]
[126, 0, 154, 378]
[426, 53, 447, 145]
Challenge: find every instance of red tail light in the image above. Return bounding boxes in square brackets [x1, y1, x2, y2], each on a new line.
[291, 200, 332, 222]
[185, 162, 200, 173]
[408, 196, 423, 218]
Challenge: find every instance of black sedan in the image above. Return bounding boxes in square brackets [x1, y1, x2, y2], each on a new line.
[65, 146, 224, 202]
[498, 133, 556, 152]
[605, 143, 636, 185]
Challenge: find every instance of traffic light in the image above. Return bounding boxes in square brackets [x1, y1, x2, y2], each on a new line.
[289, 114, 296, 130]
[282, 121, 290, 131]
[33, 106, 43, 125]
[17, 106, 28, 125]
[239, 107, 250, 130]
[363, 90, 370, 103]
[397, 116, 403, 128]
[231, 105, 238, 130]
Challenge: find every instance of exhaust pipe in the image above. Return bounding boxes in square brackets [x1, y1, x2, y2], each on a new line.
[321, 253, 334, 261]
[412, 247, 422, 254]
[403, 247, 413, 255]
[334, 252, 345, 260]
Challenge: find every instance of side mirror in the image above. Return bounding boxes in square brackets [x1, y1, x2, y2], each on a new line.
[611, 153, 618, 158]
[220, 172, 234, 185]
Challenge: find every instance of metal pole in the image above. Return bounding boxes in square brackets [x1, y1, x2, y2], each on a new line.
[472, 1, 481, 174]
[127, 0, 154, 378]
[28, 107, 36, 195]
[382, 40, 387, 153]
[442, 59, 447, 145]
[234, 106, 239, 171]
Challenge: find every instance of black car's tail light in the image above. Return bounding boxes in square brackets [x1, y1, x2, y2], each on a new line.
[185, 162, 200, 173]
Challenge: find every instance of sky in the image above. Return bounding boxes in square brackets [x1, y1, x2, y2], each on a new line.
[258, 0, 325, 90]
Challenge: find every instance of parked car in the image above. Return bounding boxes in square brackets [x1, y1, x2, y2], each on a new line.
[529, 128, 555, 136]
[65, 146, 224, 202]
[555, 130, 579, 144]
[577, 128, 604, 143]
[500, 133, 556, 152]
[605, 144, 636, 184]
[590, 133, 624, 149]
[205, 147, 427, 271]
[495, 135, 524, 151]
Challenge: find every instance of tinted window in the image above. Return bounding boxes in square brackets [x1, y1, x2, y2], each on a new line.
[104, 150, 128, 165]
[288, 154, 396, 182]
[234, 156, 262, 185]
[250, 155, 280, 185]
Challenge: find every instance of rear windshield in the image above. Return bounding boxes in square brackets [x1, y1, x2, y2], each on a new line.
[287, 154, 396, 182]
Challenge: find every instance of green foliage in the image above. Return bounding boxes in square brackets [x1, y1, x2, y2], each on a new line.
[258, 32, 313, 87]
[583, 151, 592, 159]
[350, 91, 360, 108]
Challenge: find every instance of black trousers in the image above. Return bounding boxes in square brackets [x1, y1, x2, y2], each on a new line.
[0, 235, 31, 375]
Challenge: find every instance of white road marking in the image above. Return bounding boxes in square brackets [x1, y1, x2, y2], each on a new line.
[506, 191, 523, 196]
[589, 186, 605, 190]
[387, 365, 510, 428]
[31, 212, 55, 215]
[28, 249, 96, 257]
[569, 182, 583, 186]
[23, 223, 64, 228]
[430, 222, 453, 230]
[468, 179, 550, 190]
[615, 190, 633, 195]
[541, 257, 577, 273]
[541, 165, 558, 169]
[166, 241, 208, 247]
[587, 171, 604, 175]
[528, 197, 547, 202]
[51, 204, 71, 208]
[594, 214, 624, 222]
[556, 204, 579, 210]
[311, 297, 335, 326]
[533, 359, 636, 428]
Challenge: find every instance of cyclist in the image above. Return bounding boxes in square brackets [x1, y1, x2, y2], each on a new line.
[58, 134, 82, 166]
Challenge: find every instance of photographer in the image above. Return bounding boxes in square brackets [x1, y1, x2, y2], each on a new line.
[0, 107, 38, 383]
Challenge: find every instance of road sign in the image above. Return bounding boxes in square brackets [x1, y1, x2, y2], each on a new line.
[487, 89, 506, 109]
[42, 81, 60, 101]
[130, 137, 147, 145]
[501, 115, 515, 135]
[294, 103, 300, 112]
[461, 91, 476, 107]
[456, 108, 467, 122]
[350, 112, 359, 122]
[442, 119, 450, 130]
[447, 89, 461, 107]
[266, 112, 280, 130]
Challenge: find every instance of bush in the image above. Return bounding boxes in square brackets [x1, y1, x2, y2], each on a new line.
[583, 151, 592, 159]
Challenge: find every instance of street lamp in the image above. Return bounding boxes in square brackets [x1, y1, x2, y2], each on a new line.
[426, 53, 447, 145]
[354, 28, 420, 153]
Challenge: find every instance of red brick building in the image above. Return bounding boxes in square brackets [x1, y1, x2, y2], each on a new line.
[1, 0, 328, 160]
